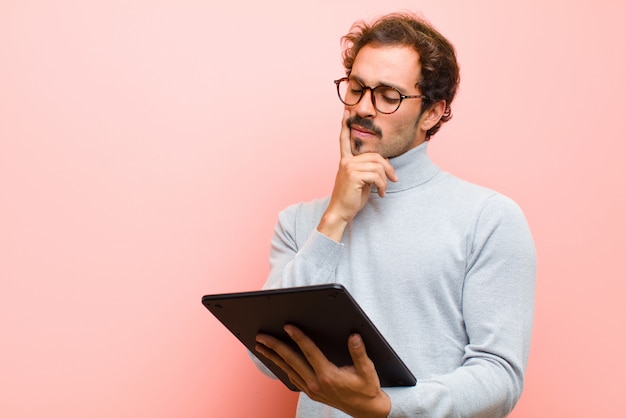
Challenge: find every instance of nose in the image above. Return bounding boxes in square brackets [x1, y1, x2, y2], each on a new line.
[353, 87, 377, 118]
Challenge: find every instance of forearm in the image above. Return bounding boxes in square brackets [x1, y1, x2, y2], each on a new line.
[385, 346, 527, 417]
[317, 210, 350, 243]
[263, 203, 344, 290]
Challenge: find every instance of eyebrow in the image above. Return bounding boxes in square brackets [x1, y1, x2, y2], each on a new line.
[350, 74, 410, 94]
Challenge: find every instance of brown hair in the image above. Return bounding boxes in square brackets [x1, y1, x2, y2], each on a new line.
[341, 12, 460, 139]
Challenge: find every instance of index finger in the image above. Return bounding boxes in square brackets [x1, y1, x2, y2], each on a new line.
[339, 110, 353, 158]
[284, 324, 331, 371]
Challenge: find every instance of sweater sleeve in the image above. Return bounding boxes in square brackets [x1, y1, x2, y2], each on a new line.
[263, 201, 344, 289]
[250, 201, 346, 380]
[386, 194, 536, 417]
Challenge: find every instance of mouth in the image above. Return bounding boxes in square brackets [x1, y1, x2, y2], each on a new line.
[350, 124, 380, 139]
[347, 116, 382, 138]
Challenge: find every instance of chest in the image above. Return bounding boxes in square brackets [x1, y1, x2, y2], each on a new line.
[338, 192, 471, 292]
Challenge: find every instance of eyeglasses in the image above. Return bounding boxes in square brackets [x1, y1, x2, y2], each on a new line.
[334, 77, 428, 114]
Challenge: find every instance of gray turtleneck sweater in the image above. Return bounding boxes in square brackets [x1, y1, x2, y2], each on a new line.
[258, 142, 536, 418]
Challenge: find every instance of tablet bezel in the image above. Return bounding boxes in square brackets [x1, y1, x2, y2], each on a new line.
[201, 283, 416, 391]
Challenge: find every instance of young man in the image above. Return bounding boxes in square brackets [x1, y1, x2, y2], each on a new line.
[254, 12, 535, 418]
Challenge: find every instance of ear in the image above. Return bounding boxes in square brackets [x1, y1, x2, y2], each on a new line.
[419, 100, 446, 132]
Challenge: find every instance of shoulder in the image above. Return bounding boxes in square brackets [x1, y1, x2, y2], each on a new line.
[432, 172, 532, 242]
[278, 196, 330, 220]
[439, 172, 524, 214]
[276, 196, 331, 236]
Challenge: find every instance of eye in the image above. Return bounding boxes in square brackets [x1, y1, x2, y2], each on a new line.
[348, 81, 364, 94]
[381, 95, 401, 104]
[376, 87, 401, 104]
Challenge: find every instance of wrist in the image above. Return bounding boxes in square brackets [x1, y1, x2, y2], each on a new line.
[317, 210, 349, 243]
[352, 390, 391, 418]
[371, 390, 391, 418]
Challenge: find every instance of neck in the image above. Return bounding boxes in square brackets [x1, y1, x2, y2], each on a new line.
[383, 141, 440, 193]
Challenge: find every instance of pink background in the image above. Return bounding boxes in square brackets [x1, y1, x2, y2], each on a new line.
[1, 1, 625, 417]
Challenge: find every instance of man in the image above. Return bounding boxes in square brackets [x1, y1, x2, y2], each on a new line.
[254, 12, 535, 418]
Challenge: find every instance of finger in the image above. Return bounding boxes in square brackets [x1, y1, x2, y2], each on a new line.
[345, 160, 393, 197]
[369, 155, 397, 183]
[256, 331, 318, 381]
[339, 110, 353, 158]
[255, 342, 293, 374]
[349, 165, 388, 197]
[352, 153, 398, 184]
[347, 334, 378, 380]
[371, 159, 397, 194]
[284, 324, 331, 372]
[255, 342, 308, 391]
[384, 159, 398, 183]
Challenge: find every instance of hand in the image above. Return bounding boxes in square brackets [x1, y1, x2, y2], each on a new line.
[255, 325, 391, 418]
[318, 111, 397, 242]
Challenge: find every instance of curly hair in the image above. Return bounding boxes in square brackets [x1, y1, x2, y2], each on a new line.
[341, 13, 460, 139]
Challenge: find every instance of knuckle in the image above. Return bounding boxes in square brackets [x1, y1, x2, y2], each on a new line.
[339, 157, 354, 170]
[307, 380, 323, 397]
[317, 372, 332, 387]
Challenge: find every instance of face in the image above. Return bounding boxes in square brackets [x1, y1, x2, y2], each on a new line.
[346, 44, 427, 157]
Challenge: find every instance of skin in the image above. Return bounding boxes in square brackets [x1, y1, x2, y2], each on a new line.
[256, 44, 446, 417]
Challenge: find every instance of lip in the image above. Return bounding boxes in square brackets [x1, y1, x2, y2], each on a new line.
[350, 125, 378, 137]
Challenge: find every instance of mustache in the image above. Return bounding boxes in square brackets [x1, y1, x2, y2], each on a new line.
[347, 116, 382, 137]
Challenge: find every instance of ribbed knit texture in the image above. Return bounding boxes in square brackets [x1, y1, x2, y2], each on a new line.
[258, 142, 536, 418]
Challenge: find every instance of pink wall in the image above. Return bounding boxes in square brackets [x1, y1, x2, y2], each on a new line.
[1, 1, 625, 417]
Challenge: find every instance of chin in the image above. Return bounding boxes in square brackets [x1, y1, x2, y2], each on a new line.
[353, 140, 381, 156]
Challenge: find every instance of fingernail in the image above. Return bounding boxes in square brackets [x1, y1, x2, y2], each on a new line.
[284, 325, 293, 336]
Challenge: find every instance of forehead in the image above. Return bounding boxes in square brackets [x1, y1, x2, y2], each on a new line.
[351, 44, 421, 90]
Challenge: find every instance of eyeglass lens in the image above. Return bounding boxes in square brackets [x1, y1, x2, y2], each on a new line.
[337, 78, 402, 114]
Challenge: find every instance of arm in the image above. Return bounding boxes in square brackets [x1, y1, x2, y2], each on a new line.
[257, 194, 535, 417]
[255, 112, 398, 414]
[387, 195, 536, 417]
[264, 110, 396, 290]
[317, 110, 397, 242]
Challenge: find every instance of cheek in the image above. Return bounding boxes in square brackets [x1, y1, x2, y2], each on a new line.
[377, 113, 419, 142]
[392, 117, 419, 138]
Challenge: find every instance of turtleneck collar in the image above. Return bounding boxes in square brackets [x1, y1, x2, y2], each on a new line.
[381, 141, 440, 193]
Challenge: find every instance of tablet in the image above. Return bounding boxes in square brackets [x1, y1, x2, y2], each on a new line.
[201, 283, 416, 391]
